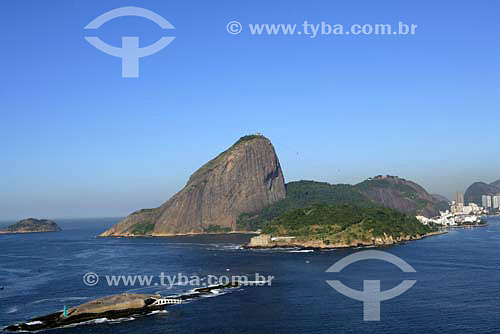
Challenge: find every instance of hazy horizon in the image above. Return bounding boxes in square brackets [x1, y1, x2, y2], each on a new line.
[2, 133, 498, 221]
[2, 0, 499, 220]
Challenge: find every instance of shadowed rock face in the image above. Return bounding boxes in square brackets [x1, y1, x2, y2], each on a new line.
[355, 175, 444, 218]
[101, 135, 286, 236]
[491, 179, 500, 189]
[464, 181, 500, 205]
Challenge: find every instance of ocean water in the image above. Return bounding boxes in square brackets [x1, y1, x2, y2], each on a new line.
[1, 217, 500, 333]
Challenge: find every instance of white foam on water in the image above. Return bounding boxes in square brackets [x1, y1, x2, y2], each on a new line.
[25, 321, 43, 325]
[7, 306, 18, 313]
[93, 318, 109, 324]
[220, 245, 243, 250]
[60, 315, 137, 329]
[288, 249, 314, 253]
[201, 291, 227, 298]
[249, 247, 297, 253]
[109, 316, 135, 323]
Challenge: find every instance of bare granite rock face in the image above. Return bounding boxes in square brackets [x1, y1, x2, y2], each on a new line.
[355, 175, 444, 218]
[63, 294, 158, 319]
[101, 135, 286, 236]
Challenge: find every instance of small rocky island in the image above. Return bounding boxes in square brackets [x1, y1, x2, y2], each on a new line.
[4, 283, 238, 332]
[5, 294, 169, 332]
[245, 204, 444, 249]
[0, 218, 62, 234]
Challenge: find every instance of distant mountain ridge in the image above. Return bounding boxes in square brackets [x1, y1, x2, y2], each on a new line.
[464, 179, 500, 205]
[491, 180, 500, 189]
[354, 175, 447, 217]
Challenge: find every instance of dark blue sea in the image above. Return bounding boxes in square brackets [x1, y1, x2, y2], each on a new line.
[1, 217, 500, 333]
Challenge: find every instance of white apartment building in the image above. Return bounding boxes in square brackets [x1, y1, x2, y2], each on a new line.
[482, 195, 492, 208]
[493, 196, 500, 209]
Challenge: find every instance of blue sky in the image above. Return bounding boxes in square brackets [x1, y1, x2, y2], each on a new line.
[1, 0, 499, 220]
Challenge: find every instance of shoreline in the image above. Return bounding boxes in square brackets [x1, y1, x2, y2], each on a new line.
[244, 231, 448, 251]
[99, 231, 260, 238]
[446, 223, 489, 229]
[0, 230, 61, 235]
[4, 283, 239, 332]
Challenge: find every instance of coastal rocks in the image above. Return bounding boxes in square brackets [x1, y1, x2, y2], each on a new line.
[63, 294, 157, 319]
[246, 232, 445, 250]
[5, 283, 240, 332]
[101, 135, 286, 236]
[0, 219, 61, 234]
[4, 294, 163, 332]
[247, 234, 273, 247]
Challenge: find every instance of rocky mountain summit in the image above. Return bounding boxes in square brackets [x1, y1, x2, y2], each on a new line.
[355, 175, 446, 217]
[464, 180, 500, 205]
[1, 218, 61, 233]
[101, 135, 286, 236]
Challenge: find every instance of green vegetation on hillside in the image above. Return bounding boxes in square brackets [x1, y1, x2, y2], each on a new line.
[203, 224, 232, 233]
[433, 199, 451, 213]
[131, 208, 157, 215]
[129, 221, 155, 235]
[234, 134, 261, 144]
[356, 178, 415, 193]
[237, 181, 376, 231]
[263, 204, 432, 244]
[5, 218, 61, 232]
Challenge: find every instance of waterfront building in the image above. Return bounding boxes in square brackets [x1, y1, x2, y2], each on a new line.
[493, 196, 500, 209]
[482, 195, 492, 208]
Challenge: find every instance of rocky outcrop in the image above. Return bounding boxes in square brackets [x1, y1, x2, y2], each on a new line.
[101, 135, 286, 236]
[5, 284, 239, 332]
[64, 294, 156, 319]
[464, 181, 500, 205]
[0, 219, 61, 234]
[246, 232, 446, 249]
[355, 175, 445, 218]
